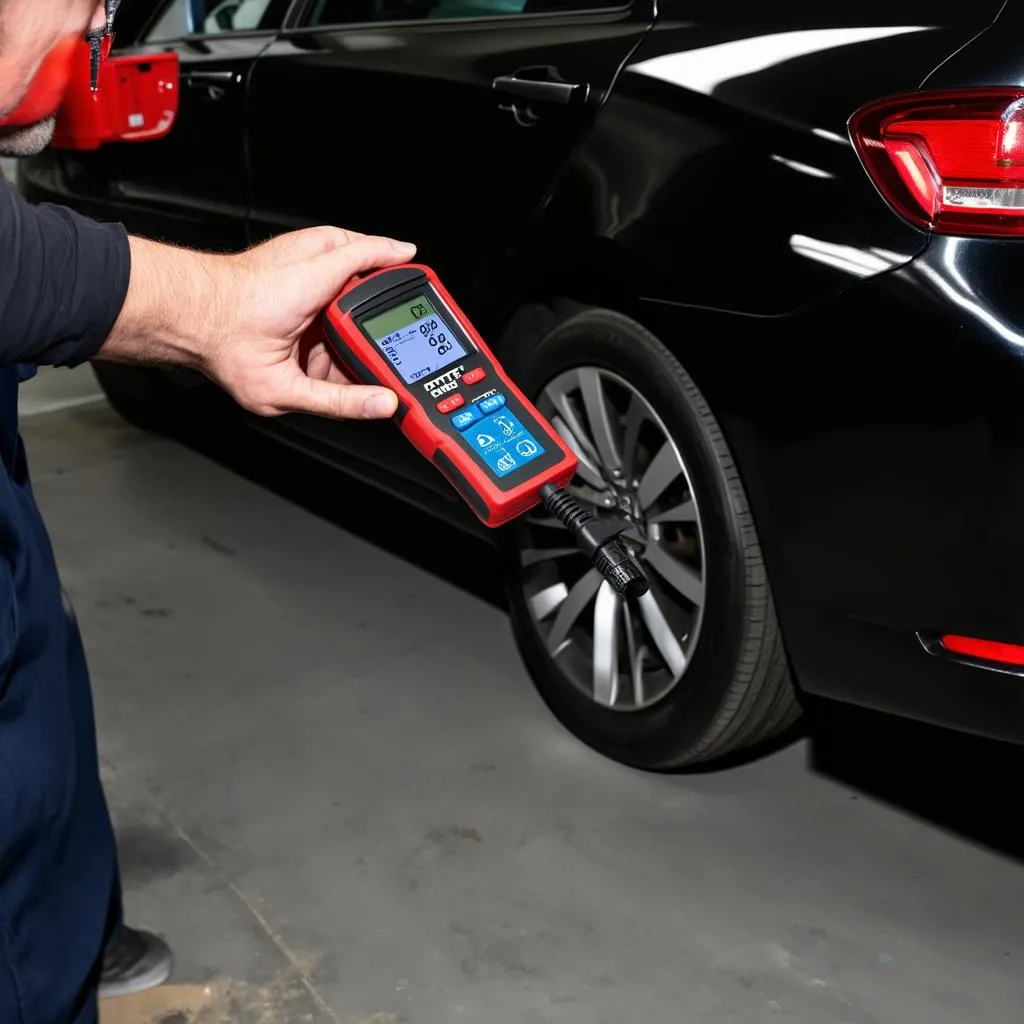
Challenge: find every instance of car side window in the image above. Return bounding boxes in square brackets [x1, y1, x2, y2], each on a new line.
[144, 0, 289, 40]
[303, 0, 626, 28]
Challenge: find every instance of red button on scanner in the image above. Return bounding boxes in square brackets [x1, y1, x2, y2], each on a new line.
[461, 367, 486, 386]
[436, 393, 465, 414]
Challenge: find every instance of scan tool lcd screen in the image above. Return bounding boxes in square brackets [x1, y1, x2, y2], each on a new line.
[362, 294, 469, 384]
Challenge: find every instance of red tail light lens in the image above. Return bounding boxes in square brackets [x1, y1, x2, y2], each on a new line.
[940, 634, 1024, 666]
[849, 88, 1024, 237]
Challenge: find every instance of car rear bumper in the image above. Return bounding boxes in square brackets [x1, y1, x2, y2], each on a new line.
[642, 235, 1024, 742]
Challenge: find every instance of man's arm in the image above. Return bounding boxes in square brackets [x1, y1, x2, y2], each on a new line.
[101, 228, 414, 419]
[1, 180, 416, 420]
[0, 179, 129, 367]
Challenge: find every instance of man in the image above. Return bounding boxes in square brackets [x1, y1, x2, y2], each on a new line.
[0, 2, 416, 1021]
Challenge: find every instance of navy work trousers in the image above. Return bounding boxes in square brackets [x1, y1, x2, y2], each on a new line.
[0, 365, 121, 1024]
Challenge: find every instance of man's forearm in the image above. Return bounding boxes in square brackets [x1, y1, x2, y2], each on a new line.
[3, 171, 412, 419]
[87, 224, 414, 420]
[96, 235, 232, 368]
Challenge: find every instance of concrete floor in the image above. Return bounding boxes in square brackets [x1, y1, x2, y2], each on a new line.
[17, 366, 1024, 1024]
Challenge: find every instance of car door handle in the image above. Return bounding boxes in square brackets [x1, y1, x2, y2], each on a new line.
[183, 70, 240, 101]
[183, 70, 238, 85]
[492, 72, 587, 106]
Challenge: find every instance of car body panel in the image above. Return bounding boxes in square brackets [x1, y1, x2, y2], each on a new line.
[623, 238, 1024, 743]
[489, 2, 1008, 322]
[18, 0, 1024, 744]
[241, 1, 654, 488]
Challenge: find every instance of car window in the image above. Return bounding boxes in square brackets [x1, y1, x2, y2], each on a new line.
[303, 0, 626, 28]
[144, 0, 288, 39]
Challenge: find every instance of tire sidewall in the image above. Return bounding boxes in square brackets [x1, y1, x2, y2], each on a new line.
[502, 308, 752, 767]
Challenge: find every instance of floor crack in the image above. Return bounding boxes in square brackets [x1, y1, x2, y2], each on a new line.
[140, 786, 342, 1024]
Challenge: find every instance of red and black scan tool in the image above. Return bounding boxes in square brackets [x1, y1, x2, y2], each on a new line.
[321, 265, 650, 598]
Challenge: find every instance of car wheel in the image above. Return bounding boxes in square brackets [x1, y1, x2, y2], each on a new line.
[502, 304, 799, 769]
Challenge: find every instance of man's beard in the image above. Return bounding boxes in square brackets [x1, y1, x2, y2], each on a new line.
[0, 117, 57, 157]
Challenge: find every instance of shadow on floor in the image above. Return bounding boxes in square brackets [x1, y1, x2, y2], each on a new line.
[174, 411, 507, 612]
[165, 408, 1024, 867]
[806, 699, 1024, 864]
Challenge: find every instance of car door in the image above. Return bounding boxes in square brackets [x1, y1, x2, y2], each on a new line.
[67, 0, 290, 251]
[243, 0, 654, 492]
[248, 0, 653, 289]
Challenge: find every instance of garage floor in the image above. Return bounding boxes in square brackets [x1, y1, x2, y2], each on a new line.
[18, 366, 1024, 1024]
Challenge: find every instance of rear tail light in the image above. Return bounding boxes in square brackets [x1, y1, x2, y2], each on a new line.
[939, 633, 1024, 666]
[849, 88, 1024, 237]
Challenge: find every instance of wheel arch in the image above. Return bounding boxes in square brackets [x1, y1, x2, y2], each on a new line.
[487, 234, 653, 351]
[485, 232, 765, 525]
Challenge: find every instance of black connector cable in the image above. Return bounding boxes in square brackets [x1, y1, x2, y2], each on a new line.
[540, 484, 649, 599]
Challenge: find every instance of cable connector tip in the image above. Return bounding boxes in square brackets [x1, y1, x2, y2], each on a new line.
[540, 485, 650, 598]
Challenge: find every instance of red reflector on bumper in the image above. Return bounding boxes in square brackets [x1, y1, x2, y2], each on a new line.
[940, 634, 1024, 665]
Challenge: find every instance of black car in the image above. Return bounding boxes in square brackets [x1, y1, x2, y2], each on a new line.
[22, 0, 1024, 769]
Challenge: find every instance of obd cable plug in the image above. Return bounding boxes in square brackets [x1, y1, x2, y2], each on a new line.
[540, 483, 649, 599]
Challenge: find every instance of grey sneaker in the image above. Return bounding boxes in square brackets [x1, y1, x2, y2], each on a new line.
[98, 927, 173, 999]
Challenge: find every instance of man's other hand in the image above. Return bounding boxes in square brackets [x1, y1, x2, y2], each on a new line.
[103, 226, 417, 421]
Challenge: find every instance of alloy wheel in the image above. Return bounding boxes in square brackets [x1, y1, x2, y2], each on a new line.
[517, 367, 707, 711]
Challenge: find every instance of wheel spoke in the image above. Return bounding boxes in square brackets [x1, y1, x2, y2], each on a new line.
[521, 546, 580, 567]
[565, 480, 609, 506]
[578, 368, 622, 472]
[621, 394, 646, 484]
[546, 380, 591, 444]
[645, 542, 703, 606]
[546, 569, 602, 655]
[545, 377, 603, 468]
[649, 499, 696, 524]
[633, 644, 647, 705]
[637, 440, 682, 510]
[592, 581, 620, 706]
[622, 601, 645, 706]
[637, 591, 687, 680]
[551, 415, 606, 491]
[529, 581, 569, 621]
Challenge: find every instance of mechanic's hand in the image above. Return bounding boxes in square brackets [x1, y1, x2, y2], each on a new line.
[107, 226, 416, 420]
[208, 227, 416, 419]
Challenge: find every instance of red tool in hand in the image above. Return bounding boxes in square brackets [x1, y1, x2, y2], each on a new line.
[50, 36, 178, 151]
[321, 264, 650, 598]
[0, 0, 178, 149]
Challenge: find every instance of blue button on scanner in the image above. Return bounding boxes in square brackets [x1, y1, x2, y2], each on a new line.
[475, 393, 506, 416]
[451, 406, 482, 431]
[468, 409, 546, 478]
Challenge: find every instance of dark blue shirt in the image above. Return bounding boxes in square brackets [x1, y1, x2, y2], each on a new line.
[0, 177, 130, 722]
[0, 179, 131, 1020]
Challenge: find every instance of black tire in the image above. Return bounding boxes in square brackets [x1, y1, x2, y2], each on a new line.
[501, 303, 799, 770]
